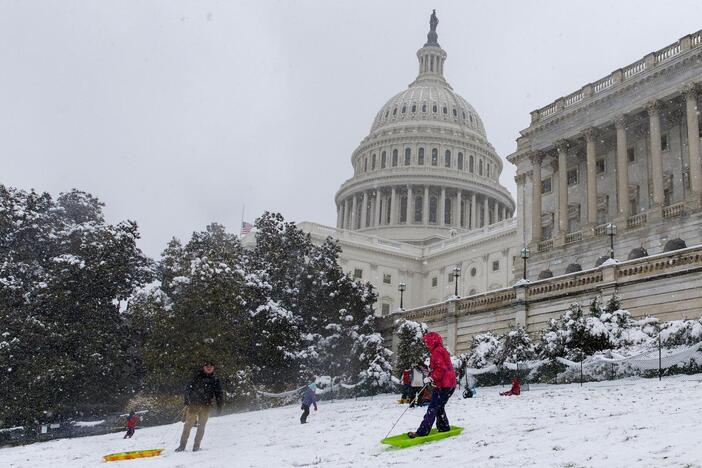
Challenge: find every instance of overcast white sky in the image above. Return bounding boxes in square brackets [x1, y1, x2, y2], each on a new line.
[2, 1, 702, 257]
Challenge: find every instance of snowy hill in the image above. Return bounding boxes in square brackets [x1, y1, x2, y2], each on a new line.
[4, 376, 702, 467]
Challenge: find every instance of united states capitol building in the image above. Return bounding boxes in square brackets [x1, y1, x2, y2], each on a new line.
[248, 12, 702, 349]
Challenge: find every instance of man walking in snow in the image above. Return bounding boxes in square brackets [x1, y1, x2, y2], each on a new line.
[300, 383, 318, 424]
[408, 332, 456, 438]
[176, 360, 223, 452]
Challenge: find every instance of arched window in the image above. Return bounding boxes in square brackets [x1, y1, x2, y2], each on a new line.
[392, 149, 398, 167]
[479, 160, 483, 176]
[381, 151, 386, 168]
[457, 152, 464, 170]
[404, 148, 411, 166]
[444, 150, 451, 168]
[462, 111, 466, 119]
[422, 104, 427, 112]
[429, 196, 438, 223]
[418, 148, 425, 165]
[393, 107, 397, 116]
[371, 154, 376, 170]
[487, 164, 490, 178]
[432, 104, 437, 113]
[444, 198, 452, 224]
[401, 106, 406, 114]
[364, 158, 368, 172]
[399, 196, 408, 223]
[469, 114, 474, 123]
[469, 155, 474, 173]
[414, 196, 423, 223]
[385, 110, 389, 118]
[452, 108, 457, 116]
[431, 148, 438, 166]
[442, 106, 447, 114]
[411, 104, 416, 113]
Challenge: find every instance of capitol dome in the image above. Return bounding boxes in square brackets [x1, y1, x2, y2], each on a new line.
[370, 82, 487, 139]
[335, 10, 515, 244]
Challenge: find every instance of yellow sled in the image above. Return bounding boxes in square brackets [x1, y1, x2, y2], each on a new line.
[103, 448, 164, 462]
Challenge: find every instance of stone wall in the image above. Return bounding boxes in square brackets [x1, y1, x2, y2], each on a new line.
[381, 243, 702, 355]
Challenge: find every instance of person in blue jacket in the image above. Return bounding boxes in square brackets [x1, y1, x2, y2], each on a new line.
[300, 383, 318, 424]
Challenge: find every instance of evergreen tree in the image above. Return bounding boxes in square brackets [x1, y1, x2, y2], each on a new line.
[0, 187, 151, 426]
[393, 319, 428, 375]
[498, 325, 536, 365]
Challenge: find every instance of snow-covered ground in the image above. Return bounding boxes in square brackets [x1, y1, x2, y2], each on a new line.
[4, 375, 702, 467]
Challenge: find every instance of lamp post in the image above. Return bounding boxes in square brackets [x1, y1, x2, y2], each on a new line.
[520, 247, 530, 280]
[606, 223, 617, 259]
[398, 282, 406, 310]
[453, 266, 461, 297]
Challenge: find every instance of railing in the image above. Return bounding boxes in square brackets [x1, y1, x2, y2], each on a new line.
[623, 59, 646, 79]
[527, 269, 604, 299]
[593, 75, 614, 93]
[655, 43, 681, 64]
[385, 245, 702, 334]
[531, 29, 702, 122]
[564, 91, 583, 107]
[593, 224, 608, 236]
[540, 104, 558, 117]
[663, 202, 684, 219]
[455, 288, 516, 313]
[537, 239, 553, 252]
[565, 231, 583, 244]
[626, 213, 648, 229]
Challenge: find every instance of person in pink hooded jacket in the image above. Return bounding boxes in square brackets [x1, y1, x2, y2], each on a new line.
[408, 332, 457, 438]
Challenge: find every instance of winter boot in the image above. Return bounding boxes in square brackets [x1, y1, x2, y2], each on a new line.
[175, 446, 185, 453]
[407, 432, 417, 439]
[192, 447, 200, 452]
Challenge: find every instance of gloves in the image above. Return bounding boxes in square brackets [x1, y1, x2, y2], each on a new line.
[423, 376, 434, 385]
[314, 407, 318, 411]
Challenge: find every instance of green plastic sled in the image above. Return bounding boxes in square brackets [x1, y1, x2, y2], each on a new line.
[381, 425, 463, 448]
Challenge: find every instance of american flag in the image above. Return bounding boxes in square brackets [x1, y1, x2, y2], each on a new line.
[240, 221, 253, 236]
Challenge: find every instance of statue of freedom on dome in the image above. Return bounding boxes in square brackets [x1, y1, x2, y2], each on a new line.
[429, 9, 438, 32]
[425, 9, 440, 47]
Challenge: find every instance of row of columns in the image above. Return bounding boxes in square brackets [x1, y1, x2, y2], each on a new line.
[528, 84, 701, 244]
[337, 186, 512, 231]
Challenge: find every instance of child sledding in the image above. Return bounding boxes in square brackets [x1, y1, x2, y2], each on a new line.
[500, 377, 521, 396]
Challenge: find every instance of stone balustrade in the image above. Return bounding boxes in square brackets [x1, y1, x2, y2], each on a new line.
[531, 29, 702, 124]
[565, 231, 583, 244]
[382, 244, 702, 349]
[626, 212, 647, 229]
[662, 202, 685, 219]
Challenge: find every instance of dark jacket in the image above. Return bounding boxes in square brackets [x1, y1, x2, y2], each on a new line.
[185, 370, 224, 410]
[301, 387, 317, 409]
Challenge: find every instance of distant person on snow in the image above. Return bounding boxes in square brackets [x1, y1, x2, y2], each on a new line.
[400, 368, 412, 402]
[408, 332, 457, 438]
[176, 360, 223, 452]
[123, 412, 139, 439]
[300, 383, 318, 424]
[500, 377, 521, 396]
[409, 366, 424, 408]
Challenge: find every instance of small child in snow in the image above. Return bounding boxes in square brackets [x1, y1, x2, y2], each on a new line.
[500, 378, 521, 396]
[123, 412, 139, 439]
[300, 383, 318, 424]
[400, 368, 412, 402]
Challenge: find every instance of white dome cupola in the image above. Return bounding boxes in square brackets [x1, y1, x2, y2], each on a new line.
[335, 11, 515, 244]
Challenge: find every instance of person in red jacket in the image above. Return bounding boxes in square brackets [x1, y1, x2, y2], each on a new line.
[408, 332, 457, 438]
[500, 377, 521, 396]
[400, 368, 412, 402]
[123, 412, 139, 439]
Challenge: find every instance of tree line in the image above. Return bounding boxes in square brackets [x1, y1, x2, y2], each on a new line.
[0, 186, 392, 429]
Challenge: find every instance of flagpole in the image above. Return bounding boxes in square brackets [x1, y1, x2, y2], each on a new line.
[240, 204, 245, 235]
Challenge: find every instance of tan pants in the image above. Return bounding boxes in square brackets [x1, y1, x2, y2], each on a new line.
[178, 404, 211, 449]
